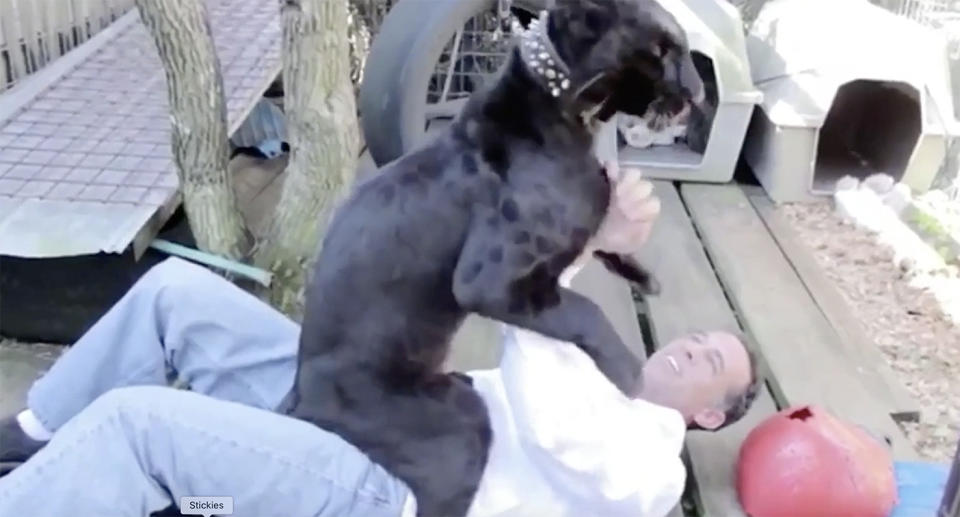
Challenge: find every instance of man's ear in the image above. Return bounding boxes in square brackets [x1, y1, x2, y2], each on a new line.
[692, 408, 726, 430]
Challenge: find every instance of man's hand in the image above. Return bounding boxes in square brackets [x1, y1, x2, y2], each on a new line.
[592, 162, 661, 254]
[560, 163, 661, 287]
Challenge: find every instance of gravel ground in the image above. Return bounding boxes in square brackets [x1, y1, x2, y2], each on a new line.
[780, 200, 960, 461]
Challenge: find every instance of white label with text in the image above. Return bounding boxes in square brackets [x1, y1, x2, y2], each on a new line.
[179, 496, 234, 517]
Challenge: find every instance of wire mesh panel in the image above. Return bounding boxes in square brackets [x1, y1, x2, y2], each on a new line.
[872, 0, 960, 52]
[894, 0, 953, 20]
[428, 8, 515, 105]
[865, 0, 960, 192]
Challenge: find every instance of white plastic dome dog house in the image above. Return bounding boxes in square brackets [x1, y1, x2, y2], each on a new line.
[601, 0, 763, 183]
[742, 0, 960, 203]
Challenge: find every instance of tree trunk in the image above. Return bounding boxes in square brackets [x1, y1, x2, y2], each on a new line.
[135, 0, 248, 259]
[254, 0, 360, 316]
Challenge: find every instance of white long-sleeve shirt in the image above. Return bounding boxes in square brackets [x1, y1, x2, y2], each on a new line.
[402, 265, 688, 517]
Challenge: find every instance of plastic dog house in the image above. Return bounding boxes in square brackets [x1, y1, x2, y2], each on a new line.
[743, 0, 960, 203]
[608, 0, 763, 183]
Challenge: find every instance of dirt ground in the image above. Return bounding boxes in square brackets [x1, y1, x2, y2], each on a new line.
[779, 200, 960, 461]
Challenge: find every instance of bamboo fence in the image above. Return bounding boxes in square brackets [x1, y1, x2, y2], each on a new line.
[0, 0, 135, 91]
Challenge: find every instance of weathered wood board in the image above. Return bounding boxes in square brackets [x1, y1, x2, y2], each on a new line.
[445, 257, 647, 372]
[747, 190, 920, 423]
[681, 183, 918, 460]
[637, 181, 778, 517]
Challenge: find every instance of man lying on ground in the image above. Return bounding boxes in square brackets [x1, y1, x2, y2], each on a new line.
[0, 166, 761, 517]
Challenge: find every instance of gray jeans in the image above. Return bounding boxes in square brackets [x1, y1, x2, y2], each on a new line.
[0, 257, 410, 517]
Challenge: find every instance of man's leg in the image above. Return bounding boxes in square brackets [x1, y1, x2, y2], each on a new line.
[26, 257, 300, 433]
[0, 386, 410, 517]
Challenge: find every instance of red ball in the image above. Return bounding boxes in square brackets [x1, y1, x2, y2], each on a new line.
[736, 405, 897, 517]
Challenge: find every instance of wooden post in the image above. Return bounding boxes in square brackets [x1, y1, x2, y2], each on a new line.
[941, 437, 960, 517]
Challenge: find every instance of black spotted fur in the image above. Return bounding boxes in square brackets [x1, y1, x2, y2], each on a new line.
[288, 1, 703, 515]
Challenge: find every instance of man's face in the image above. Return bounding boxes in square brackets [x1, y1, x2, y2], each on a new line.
[639, 331, 752, 429]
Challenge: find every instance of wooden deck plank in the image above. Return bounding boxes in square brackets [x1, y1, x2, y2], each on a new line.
[445, 258, 647, 372]
[681, 183, 919, 460]
[747, 190, 920, 423]
[637, 181, 778, 517]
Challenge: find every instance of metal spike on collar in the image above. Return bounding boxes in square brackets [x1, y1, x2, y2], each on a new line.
[515, 10, 572, 98]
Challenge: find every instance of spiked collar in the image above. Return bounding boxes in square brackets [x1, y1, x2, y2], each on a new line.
[512, 11, 572, 98]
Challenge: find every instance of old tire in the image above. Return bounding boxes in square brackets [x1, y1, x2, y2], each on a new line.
[359, 0, 546, 167]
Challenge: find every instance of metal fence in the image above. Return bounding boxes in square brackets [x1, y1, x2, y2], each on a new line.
[0, 0, 136, 92]
[877, 0, 960, 56]
[872, 0, 960, 191]
[890, 0, 957, 21]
